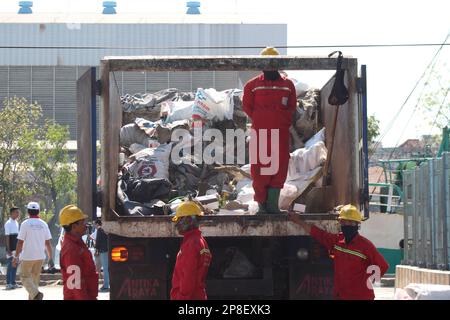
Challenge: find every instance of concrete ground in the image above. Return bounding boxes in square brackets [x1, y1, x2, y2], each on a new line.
[374, 286, 396, 300]
[0, 284, 110, 300]
[0, 284, 395, 300]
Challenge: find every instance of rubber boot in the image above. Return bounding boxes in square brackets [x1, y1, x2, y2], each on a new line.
[266, 188, 287, 214]
[257, 202, 268, 214]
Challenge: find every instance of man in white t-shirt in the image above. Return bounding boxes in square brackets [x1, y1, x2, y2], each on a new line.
[14, 202, 53, 300]
[4, 207, 21, 290]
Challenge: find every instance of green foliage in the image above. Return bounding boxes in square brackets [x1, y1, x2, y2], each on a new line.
[0, 97, 41, 222]
[30, 121, 77, 231]
[421, 63, 450, 131]
[367, 115, 380, 145]
[367, 114, 381, 155]
[0, 97, 76, 231]
[39, 210, 55, 224]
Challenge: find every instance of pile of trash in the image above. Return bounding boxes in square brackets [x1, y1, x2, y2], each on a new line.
[395, 283, 450, 300]
[116, 85, 327, 217]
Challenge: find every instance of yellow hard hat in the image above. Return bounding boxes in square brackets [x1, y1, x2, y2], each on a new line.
[172, 201, 203, 222]
[260, 47, 280, 56]
[338, 204, 363, 223]
[59, 205, 88, 226]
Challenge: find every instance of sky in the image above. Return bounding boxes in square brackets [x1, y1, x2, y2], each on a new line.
[2, 0, 450, 147]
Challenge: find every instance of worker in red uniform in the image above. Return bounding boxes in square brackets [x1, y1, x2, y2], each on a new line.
[288, 204, 389, 300]
[170, 201, 212, 300]
[242, 47, 297, 214]
[59, 205, 98, 300]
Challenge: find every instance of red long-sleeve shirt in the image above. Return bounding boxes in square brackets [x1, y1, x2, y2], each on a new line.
[60, 232, 98, 300]
[310, 225, 389, 300]
[242, 73, 297, 130]
[170, 228, 212, 300]
[242, 73, 297, 203]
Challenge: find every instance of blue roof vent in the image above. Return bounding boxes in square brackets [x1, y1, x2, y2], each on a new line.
[186, 1, 200, 14]
[102, 1, 117, 14]
[18, 1, 33, 14]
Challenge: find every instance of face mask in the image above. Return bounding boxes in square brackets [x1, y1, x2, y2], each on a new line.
[340, 225, 359, 243]
[176, 216, 197, 234]
[263, 71, 280, 81]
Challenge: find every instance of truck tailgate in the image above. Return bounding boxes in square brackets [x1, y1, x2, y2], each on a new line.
[103, 212, 339, 238]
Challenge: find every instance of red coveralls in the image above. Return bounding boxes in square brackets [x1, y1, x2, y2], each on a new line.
[60, 233, 98, 300]
[242, 73, 297, 203]
[170, 228, 212, 300]
[310, 226, 389, 300]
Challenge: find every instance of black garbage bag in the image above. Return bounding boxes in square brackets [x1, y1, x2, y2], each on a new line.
[124, 200, 165, 216]
[117, 177, 170, 216]
[328, 51, 349, 106]
[117, 179, 143, 216]
[125, 177, 172, 203]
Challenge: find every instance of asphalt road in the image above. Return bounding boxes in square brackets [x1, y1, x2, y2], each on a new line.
[0, 284, 110, 300]
[0, 284, 395, 300]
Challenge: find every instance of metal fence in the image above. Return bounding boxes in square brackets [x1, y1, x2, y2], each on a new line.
[402, 152, 450, 270]
[369, 182, 404, 213]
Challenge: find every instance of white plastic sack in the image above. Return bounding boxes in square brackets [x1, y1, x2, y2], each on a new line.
[192, 88, 234, 121]
[247, 201, 259, 215]
[290, 78, 310, 97]
[236, 182, 255, 204]
[132, 142, 172, 161]
[287, 141, 327, 181]
[394, 288, 412, 300]
[398, 283, 450, 300]
[305, 127, 325, 149]
[126, 143, 172, 180]
[135, 117, 156, 134]
[235, 178, 252, 194]
[240, 164, 251, 174]
[161, 100, 194, 123]
[279, 183, 299, 210]
[280, 167, 323, 210]
[234, 177, 258, 214]
[120, 123, 153, 148]
[129, 142, 158, 155]
[235, 165, 322, 211]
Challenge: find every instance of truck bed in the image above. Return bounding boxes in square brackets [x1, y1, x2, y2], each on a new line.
[103, 212, 339, 238]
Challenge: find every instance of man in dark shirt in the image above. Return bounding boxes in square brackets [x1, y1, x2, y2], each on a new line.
[4, 207, 21, 290]
[94, 219, 109, 292]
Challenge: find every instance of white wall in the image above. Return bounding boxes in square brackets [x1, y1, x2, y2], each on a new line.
[360, 212, 404, 249]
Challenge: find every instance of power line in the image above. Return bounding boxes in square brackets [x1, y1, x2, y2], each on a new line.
[369, 33, 450, 158]
[389, 48, 445, 155]
[369, 32, 449, 191]
[430, 87, 450, 131]
[0, 43, 449, 50]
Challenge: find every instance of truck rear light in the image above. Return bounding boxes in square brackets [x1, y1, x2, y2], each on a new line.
[128, 246, 145, 262]
[111, 247, 128, 262]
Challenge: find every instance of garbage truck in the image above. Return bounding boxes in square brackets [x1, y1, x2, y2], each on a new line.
[76, 55, 368, 299]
